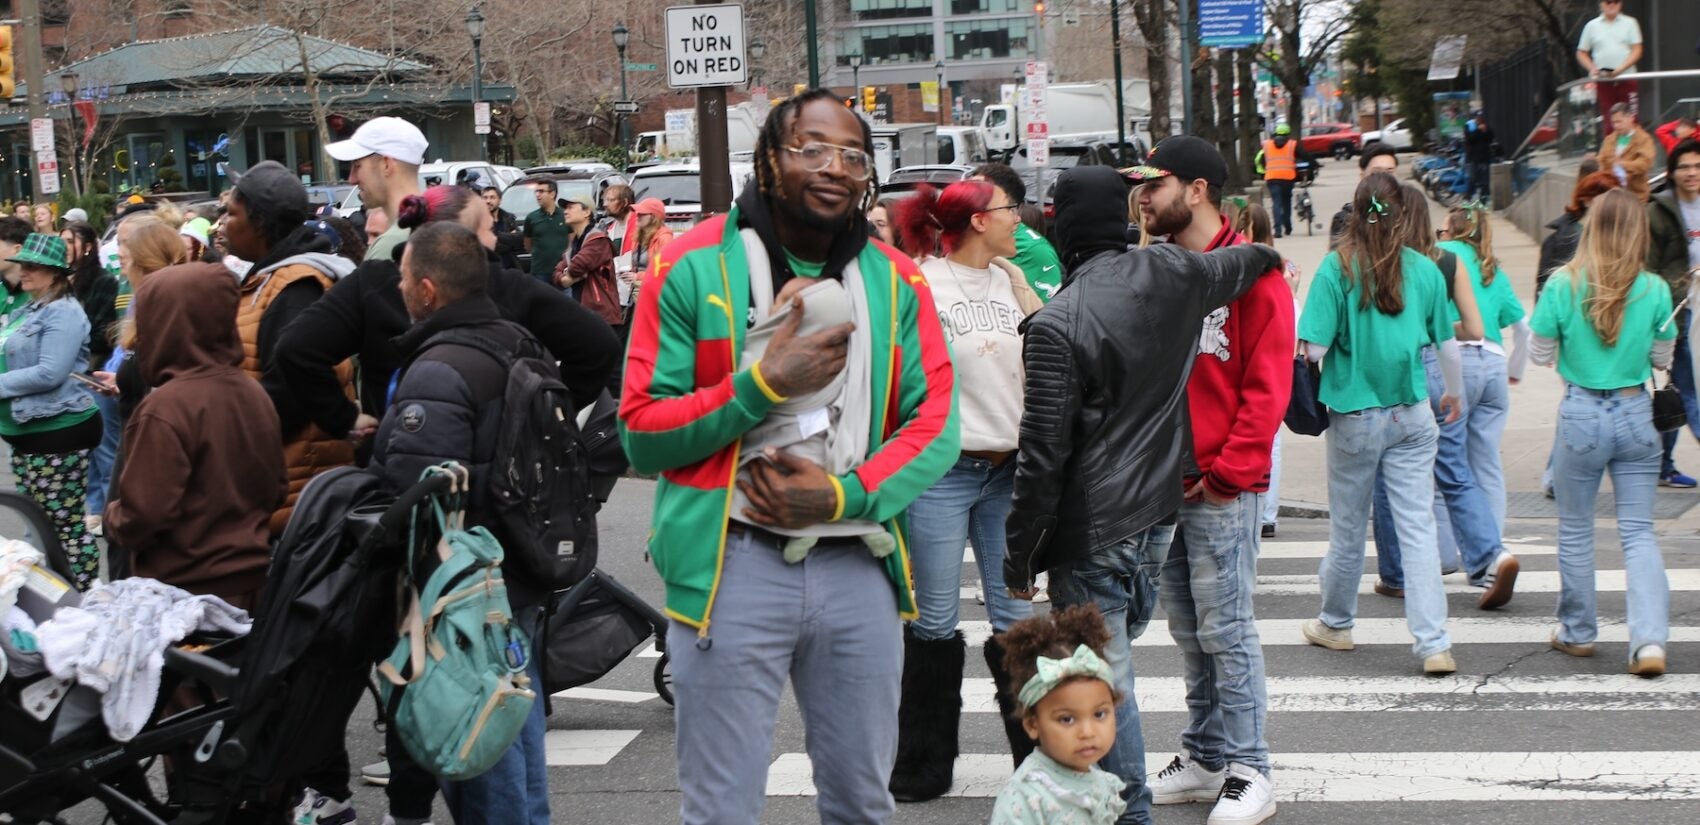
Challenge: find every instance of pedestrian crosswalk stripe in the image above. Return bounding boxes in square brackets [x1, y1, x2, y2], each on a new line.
[554, 687, 660, 704]
[954, 618, 1700, 649]
[1256, 540, 1558, 560]
[958, 674, 1700, 714]
[765, 751, 1700, 800]
[543, 729, 641, 766]
[1257, 568, 1700, 596]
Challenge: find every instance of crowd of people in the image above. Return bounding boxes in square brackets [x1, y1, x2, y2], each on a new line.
[1, 68, 1691, 825]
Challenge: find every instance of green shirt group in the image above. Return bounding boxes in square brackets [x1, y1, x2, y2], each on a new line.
[1438, 240, 1526, 345]
[1529, 269, 1674, 391]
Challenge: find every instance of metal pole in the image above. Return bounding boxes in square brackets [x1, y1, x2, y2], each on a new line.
[852, 64, 859, 98]
[936, 63, 945, 126]
[618, 56, 630, 167]
[19, 0, 47, 203]
[472, 37, 485, 161]
[65, 100, 78, 197]
[1034, 4, 1044, 218]
[1111, 0, 1127, 164]
[805, 0, 820, 88]
[696, 0, 731, 214]
[1178, 0, 1194, 133]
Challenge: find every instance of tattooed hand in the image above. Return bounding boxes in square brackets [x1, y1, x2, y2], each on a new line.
[738, 449, 840, 530]
[760, 294, 853, 398]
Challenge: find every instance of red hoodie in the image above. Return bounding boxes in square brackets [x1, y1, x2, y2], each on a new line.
[1185, 217, 1296, 499]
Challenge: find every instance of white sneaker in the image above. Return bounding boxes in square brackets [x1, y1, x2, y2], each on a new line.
[1032, 572, 1050, 603]
[293, 789, 357, 825]
[1207, 763, 1277, 825]
[1149, 753, 1224, 804]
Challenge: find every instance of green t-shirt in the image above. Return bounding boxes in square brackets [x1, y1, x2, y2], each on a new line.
[1438, 240, 1527, 345]
[1298, 247, 1454, 413]
[1529, 270, 1675, 390]
[1008, 225, 1063, 303]
[365, 224, 410, 263]
[783, 250, 826, 279]
[0, 311, 96, 437]
[0, 290, 29, 327]
[523, 206, 571, 277]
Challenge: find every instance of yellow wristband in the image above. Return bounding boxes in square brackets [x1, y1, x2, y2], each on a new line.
[750, 360, 787, 403]
[826, 475, 846, 522]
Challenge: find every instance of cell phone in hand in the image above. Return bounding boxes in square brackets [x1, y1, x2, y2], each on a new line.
[70, 372, 112, 393]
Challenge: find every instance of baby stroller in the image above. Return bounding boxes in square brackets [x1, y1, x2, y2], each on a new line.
[0, 467, 458, 824]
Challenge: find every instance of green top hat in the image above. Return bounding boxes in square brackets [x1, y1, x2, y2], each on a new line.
[8, 233, 71, 271]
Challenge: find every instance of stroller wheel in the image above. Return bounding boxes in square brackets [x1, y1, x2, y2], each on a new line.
[654, 653, 674, 706]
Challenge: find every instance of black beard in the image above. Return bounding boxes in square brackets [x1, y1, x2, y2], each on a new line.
[1144, 197, 1194, 238]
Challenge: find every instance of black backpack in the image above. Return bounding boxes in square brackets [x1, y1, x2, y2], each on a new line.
[431, 326, 600, 591]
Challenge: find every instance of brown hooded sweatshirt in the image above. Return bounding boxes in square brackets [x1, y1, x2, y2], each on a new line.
[106, 262, 287, 600]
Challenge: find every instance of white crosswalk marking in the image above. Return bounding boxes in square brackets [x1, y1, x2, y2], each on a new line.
[553, 687, 660, 704]
[766, 752, 1700, 800]
[958, 674, 1700, 713]
[951, 617, 1700, 649]
[543, 729, 641, 766]
[1257, 568, 1700, 595]
[1256, 540, 1559, 560]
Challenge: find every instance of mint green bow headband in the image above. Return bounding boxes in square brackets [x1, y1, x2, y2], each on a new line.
[1017, 644, 1115, 709]
[1365, 194, 1388, 225]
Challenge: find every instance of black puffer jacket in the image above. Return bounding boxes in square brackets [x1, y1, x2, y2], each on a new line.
[1004, 167, 1281, 590]
[1537, 211, 1584, 303]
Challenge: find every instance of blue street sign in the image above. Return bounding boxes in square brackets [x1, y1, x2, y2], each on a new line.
[1198, 0, 1263, 49]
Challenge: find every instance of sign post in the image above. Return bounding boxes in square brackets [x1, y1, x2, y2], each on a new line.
[473, 102, 491, 135]
[667, 3, 747, 214]
[1197, 0, 1264, 48]
[1026, 61, 1049, 210]
[36, 155, 58, 195]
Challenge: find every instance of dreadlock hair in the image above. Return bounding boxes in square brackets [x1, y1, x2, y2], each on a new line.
[999, 604, 1122, 716]
[1444, 204, 1499, 285]
[1563, 188, 1650, 347]
[1335, 171, 1406, 315]
[1396, 183, 1437, 259]
[753, 88, 879, 214]
[893, 180, 994, 259]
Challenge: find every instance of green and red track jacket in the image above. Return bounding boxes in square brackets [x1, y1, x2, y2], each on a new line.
[618, 209, 960, 634]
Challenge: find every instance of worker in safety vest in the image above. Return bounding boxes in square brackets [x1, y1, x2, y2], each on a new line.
[1255, 124, 1313, 238]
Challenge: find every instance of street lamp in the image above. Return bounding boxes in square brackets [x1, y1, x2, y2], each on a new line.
[466, 5, 486, 161]
[614, 22, 630, 167]
[848, 52, 862, 101]
[934, 59, 945, 126]
[60, 71, 80, 196]
[749, 39, 765, 90]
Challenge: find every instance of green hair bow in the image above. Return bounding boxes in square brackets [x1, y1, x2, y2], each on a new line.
[1365, 195, 1388, 224]
[1017, 644, 1115, 709]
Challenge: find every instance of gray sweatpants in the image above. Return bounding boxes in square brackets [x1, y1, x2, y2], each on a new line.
[670, 528, 903, 825]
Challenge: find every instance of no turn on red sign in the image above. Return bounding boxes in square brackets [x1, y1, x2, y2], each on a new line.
[666, 4, 748, 89]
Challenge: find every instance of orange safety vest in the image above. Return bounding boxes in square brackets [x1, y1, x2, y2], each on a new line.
[1262, 139, 1297, 181]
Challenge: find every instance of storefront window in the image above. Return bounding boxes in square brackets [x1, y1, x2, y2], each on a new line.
[840, 23, 934, 66]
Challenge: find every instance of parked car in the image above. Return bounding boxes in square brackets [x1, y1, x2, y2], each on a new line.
[881, 165, 977, 200]
[499, 169, 630, 225]
[489, 165, 525, 189]
[936, 127, 989, 166]
[523, 160, 618, 176]
[1009, 137, 1120, 216]
[630, 161, 757, 232]
[1362, 118, 1414, 152]
[337, 161, 506, 215]
[1299, 123, 1361, 159]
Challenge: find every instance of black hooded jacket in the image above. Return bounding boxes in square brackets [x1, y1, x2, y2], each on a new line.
[1004, 167, 1282, 589]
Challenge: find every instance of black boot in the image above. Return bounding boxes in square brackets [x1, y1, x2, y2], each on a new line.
[984, 635, 1035, 769]
[888, 629, 965, 802]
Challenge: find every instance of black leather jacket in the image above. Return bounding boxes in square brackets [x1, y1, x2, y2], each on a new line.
[1003, 242, 1282, 590]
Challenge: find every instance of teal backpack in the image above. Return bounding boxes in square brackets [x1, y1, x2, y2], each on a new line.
[378, 464, 536, 781]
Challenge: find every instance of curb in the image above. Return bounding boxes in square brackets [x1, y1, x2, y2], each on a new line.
[1278, 500, 1330, 519]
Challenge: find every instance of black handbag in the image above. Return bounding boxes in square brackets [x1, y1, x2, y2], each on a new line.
[1654, 375, 1687, 433]
[1284, 353, 1330, 436]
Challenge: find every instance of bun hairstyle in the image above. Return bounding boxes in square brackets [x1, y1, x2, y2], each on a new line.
[396, 184, 477, 230]
[999, 604, 1121, 716]
[892, 180, 994, 260]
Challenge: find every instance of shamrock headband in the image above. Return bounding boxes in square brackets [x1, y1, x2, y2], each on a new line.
[1017, 644, 1115, 709]
[1365, 194, 1388, 225]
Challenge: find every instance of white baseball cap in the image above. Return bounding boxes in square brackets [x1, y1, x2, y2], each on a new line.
[326, 116, 428, 165]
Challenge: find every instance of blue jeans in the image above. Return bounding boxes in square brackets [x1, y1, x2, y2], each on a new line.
[1658, 316, 1700, 476]
[906, 456, 1033, 638]
[1373, 347, 1507, 585]
[1266, 180, 1294, 235]
[1047, 525, 1173, 825]
[1468, 161, 1491, 200]
[1552, 386, 1669, 658]
[1320, 404, 1452, 659]
[1161, 494, 1270, 777]
[671, 530, 901, 825]
[440, 606, 550, 825]
[84, 390, 121, 515]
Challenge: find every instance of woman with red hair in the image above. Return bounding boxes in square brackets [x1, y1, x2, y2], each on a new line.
[1538, 171, 1622, 301]
[886, 180, 1045, 801]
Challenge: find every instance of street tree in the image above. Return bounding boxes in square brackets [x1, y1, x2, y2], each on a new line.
[1258, 0, 1356, 129]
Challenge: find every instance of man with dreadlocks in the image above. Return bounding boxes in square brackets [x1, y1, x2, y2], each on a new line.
[618, 89, 958, 824]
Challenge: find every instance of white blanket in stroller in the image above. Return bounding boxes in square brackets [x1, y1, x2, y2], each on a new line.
[35, 579, 252, 741]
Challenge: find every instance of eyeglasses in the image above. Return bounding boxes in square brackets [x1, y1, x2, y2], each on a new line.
[978, 204, 1021, 215]
[1675, 163, 1700, 173]
[783, 141, 873, 181]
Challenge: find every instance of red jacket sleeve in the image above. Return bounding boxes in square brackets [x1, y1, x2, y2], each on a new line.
[565, 232, 613, 287]
[1656, 120, 1680, 154]
[1202, 273, 1296, 499]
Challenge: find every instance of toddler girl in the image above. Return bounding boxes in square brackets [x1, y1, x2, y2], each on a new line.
[990, 605, 1126, 825]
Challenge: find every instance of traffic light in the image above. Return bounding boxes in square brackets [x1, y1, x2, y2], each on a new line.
[0, 27, 14, 100]
[862, 86, 877, 113]
[1035, 1, 1046, 13]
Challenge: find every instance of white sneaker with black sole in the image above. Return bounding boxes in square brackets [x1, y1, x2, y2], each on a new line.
[293, 789, 357, 825]
[1208, 763, 1277, 825]
[1149, 753, 1225, 804]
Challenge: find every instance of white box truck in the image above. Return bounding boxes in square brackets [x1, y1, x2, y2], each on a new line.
[979, 80, 1154, 160]
[633, 103, 763, 161]
[870, 123, 938, 185]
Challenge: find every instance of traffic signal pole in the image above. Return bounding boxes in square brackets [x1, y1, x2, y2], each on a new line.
[696, 0, 731, 214]
[18, 0, 47, 203]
